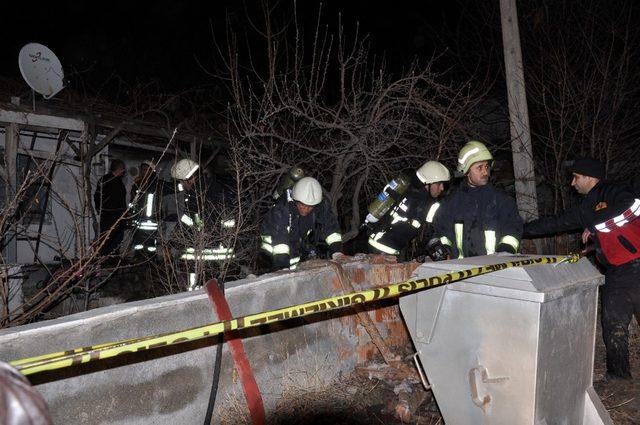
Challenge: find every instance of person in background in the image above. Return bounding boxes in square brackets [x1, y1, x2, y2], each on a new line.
[130, 160, 160, 254]
[94, 159, 127, 257]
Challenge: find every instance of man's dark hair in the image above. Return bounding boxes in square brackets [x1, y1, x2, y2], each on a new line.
[110, 159, 125, 172]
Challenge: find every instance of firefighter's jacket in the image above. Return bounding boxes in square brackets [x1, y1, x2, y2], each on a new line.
[524, 181, 640, 266]
[130, 174, 161, 242]
[260, 192, 343, 269]
[162, 182, 235, 261]
[367, 188, 441, 255]
[162, 183, 199, 229]
[434, 182, 522, 258]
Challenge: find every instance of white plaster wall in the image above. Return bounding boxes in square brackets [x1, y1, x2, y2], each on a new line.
[1, 129, 92, 263]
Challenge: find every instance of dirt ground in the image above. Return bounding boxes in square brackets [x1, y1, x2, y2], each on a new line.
[252, 321, 640, 425]
[593, 317, 640, 424]
[340, 320, 640, 425]
[219, 318, 638, 424]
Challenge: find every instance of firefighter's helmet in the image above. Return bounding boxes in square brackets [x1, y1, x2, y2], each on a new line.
[292, 177, 323, 206]
[171, 159, 199, 180]
[416, 161, 451, 184]
[457, 141, 493, 174]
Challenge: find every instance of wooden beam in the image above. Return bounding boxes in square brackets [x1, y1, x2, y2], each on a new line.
[500, 0, 539, 222]
[0, 109, 85, 132]
[96, 120, 226, 148]
[5, 124, 18, 196]
[0, 106, 227, 150]
[4, 124, 19, 263]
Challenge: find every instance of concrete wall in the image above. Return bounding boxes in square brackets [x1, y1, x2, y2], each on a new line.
[0, 258, 417, 425]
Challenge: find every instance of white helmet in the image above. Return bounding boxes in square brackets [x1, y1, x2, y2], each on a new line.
[292, 177, 323, 206]
[171, 159, 199, 180]
[416, 161, 451, 184]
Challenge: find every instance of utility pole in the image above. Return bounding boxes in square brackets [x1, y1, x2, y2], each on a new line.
[500, 0, 539, 222]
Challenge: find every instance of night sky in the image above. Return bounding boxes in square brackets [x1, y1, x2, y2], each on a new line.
[1, 1, 466, 97]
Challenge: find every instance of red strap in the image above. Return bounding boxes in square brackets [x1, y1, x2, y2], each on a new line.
[205, 279, 265, 425]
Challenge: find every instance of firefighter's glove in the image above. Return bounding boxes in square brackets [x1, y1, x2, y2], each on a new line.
[426, 238, 449, 262]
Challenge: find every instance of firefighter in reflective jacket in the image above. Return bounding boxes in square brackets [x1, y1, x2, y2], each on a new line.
[163, 159, 235, 290]
[368, 161, 450, 257]
[130, 160, 160, 253]
[524, 157, 640, 380]
[434, 141, 523, 258]
[261, 177, 343, 270]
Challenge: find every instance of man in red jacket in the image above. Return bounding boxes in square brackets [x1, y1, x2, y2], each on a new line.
[524, 157, 640, 381]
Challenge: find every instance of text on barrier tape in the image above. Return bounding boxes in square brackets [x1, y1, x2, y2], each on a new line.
[10, 255, 579, 376]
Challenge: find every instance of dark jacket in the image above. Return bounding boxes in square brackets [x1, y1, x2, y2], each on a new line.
[525, 181, 633, 236]
[131, 173, 161, 222]
[261, 192, 342, 269]
[524, 181, 637, 265]
[368, 187, 440, 255]
[162, 182, 198, 225]
[94, 173, 126, 226]
[434, 182, 523, 258]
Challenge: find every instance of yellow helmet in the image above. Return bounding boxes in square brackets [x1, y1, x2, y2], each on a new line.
[457, 141, 493, 174]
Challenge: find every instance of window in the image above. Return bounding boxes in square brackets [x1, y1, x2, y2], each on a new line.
[14, 154, 53, 225]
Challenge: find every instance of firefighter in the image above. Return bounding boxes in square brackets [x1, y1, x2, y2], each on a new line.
[260, 177, 343, 270]
[130, 160, 160, 253]
[367, 161, 450, 259]
[94, 159, 127, 256]
[163, 159, 235, 290]
[433, 141, 523, 258]
[524, 157, 640, 381]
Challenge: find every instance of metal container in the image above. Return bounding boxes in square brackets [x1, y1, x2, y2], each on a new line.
[399, 255, 613, 425]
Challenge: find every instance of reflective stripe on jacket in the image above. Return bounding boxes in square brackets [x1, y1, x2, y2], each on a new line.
[261, 192, 342, 269]
[434, 182, 523, 258]
[367, 188, 440, 255]
[524, 181, 638, 266]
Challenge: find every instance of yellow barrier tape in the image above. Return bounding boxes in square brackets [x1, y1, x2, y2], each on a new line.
[10, 254, 579, 376]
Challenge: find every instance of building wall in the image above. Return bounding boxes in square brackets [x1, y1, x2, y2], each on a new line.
[0, 128, 92, 263]
[0, 128, 178, 264]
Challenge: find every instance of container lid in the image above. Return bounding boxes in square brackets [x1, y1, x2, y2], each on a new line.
[411, 254, 603, 303]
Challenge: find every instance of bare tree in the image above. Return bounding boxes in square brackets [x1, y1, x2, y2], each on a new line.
[418, 0, 640, 254]
[523, 0, 640, 216]
[217, 2, 480, 267]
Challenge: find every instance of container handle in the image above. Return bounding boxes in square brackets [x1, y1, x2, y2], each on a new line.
[468, 365, 509, 413]
[412, 352, 431, 390]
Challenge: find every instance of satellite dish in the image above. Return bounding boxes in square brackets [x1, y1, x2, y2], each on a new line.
[18, 43, 65, 99]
